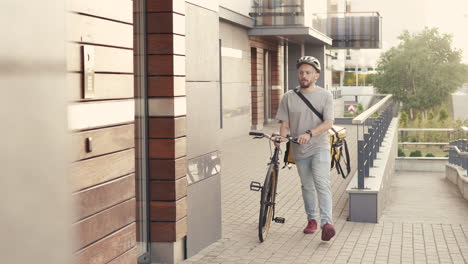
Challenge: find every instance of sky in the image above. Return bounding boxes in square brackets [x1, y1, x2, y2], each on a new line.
[350, 0, 468, 65]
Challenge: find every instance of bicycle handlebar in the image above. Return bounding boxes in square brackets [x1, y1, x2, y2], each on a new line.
[249, 132, 264, 137]
[249, 131, 298, 144]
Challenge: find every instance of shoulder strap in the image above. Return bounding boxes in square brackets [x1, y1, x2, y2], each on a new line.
[294, 89, 323, 121]
[294, 89, 338, 135]
[294, 90, 323, 122]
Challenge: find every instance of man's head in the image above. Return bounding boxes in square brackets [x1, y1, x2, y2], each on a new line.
[296, 56, 321, 88]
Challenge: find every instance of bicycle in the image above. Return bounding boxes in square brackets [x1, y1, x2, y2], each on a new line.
[249, 131, 297, 242]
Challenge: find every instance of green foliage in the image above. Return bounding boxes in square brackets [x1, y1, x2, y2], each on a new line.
[409, 150, 423, 157]
[416, 112, 423, 124]
[374, 28, 466, 111]
[365, 73, 376, 86]
[425, 153, 435, 157]
[357, 103, 364, 112]
[344, 72, 356, 86]
[400, 111, 408, 126]
[398, 148, 406, 157]
[438, 107, 449, 121]
[341, 72, 375, 86]
[332, 71, 341, 85]
[427, 111, 434, 120]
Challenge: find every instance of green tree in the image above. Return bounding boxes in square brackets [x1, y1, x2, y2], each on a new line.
[374, 28, 466, 115]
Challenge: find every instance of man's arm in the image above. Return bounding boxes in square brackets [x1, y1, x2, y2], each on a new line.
[280, 120, 290, 138]
[310, 119, 334, 137]
[297, 119, 333, 145]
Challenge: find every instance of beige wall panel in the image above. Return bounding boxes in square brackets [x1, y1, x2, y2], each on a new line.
[75, 223, 136, 264]
[71, 124, 134, 161]
[73, 174, 135, 221]
[68, 100, 135, 131]
[67, 44, 133, 73]
[70, 149, 135, 192]
[68, 0, 133, 24]
[73, 199, 135, 250]
[67, 13, 133, 48]
[67, 73, 134, 101]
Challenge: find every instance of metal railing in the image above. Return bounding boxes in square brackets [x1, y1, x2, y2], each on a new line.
[331, 88, 342, 100]
[398, 127, 468, 157]
[352, 94, 396, 189]
[447, 139, 468, 173]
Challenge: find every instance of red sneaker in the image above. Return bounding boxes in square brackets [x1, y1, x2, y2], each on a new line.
[303, 219, 317, 234]
[321, 223, 336, 241]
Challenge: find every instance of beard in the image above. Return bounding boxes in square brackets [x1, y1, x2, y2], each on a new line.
[299, 79, 314, 88]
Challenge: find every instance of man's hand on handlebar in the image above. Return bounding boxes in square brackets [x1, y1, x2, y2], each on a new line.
[297, 133, 311, 145]
[271, 136, 289, 147]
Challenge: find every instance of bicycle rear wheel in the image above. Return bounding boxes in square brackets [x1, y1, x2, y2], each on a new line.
[258, 166, 277, 242]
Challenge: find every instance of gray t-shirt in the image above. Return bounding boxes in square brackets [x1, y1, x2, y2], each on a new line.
[276, 86, 334, 160]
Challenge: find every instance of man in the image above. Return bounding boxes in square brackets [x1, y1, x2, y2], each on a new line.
[275, 56, 335, 241]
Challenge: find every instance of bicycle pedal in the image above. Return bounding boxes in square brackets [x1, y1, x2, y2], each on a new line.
[274, 217, 285, 224]
[250, 181, 262, 191]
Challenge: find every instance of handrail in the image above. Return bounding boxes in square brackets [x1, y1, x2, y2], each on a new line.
[313, 11, 381, 16]
[398, 142, 449, 145]
[448, 145, 468, 157]
[352, 94, 392, 124]
[398, 128, 455, 132]
[341, 93, 388, 97]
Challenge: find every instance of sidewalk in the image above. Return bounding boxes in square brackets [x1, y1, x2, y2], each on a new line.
[183, 124, 468, 264]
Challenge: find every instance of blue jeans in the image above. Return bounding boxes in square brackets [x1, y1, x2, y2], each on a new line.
[295, 151, 332, 227]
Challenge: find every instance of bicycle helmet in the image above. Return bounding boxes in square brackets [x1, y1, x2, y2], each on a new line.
[296, 56, 321, 73]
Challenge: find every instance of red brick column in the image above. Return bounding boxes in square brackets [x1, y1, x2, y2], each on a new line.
[146, 0, 187, 252]
[249, 37, 283, 127]
[271, 48, 283, 119]
[250, 47, 264, 128]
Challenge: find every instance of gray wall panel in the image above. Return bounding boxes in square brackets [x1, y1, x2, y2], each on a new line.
[305, 45, 326, 88]
[185, 4, 219, 82]
[186, 81, 221, 159]
[220, 21, 251, 140]
[185, 3, 222, 258]
[288, 42, 302, 90]
[187, 174, 222, 258]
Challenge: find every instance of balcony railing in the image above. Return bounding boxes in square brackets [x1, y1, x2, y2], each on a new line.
[447, 139, 468, 174]
[250, 0, 304, 26]
[312, 12, 382, 49]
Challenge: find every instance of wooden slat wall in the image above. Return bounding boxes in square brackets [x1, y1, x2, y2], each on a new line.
[67, 0, 136, 263]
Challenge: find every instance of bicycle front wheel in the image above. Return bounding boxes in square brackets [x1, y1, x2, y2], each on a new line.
[258, 166, 276, 242]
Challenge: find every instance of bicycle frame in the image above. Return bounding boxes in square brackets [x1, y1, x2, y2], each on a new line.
[249, 132, 289, 242]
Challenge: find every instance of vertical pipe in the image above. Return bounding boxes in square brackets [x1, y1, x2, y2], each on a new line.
[219, 39, 223, 129]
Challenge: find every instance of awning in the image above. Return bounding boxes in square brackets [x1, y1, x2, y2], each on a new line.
[248, 26, 332, 46]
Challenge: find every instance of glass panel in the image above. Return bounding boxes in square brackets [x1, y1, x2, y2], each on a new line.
[251, 0, 304, 26]
[134, 0, 149, 258]
[313, 12, 382, 49]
